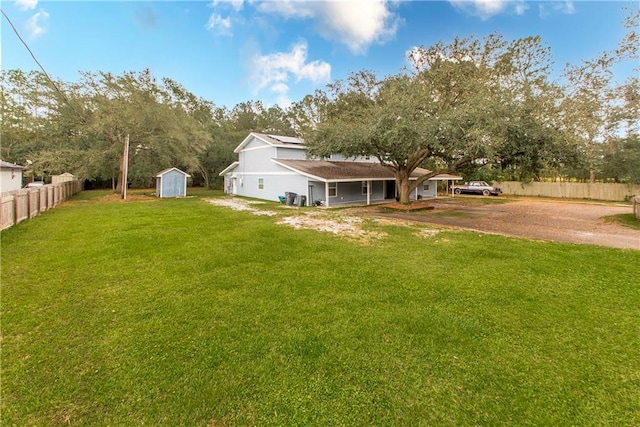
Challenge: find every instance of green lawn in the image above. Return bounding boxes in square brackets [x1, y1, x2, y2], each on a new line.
[2, 190, 639, 425]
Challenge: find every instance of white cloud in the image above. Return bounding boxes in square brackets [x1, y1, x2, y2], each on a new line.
[449, 0, 506, 20]
[539, 1, 576, 18]
[449, 0, 528, 20]
[257, 1, 316, 19]
[209, 0, 244, 12]
[15, 0, 38, 11]
[257, 0, 400, 54]
[270, 82, 292, 108]
[25, 8, 49, 38]
[514, 1, 528, 15]
[249, 41, 331, 107]
[206, 13, 233, 36]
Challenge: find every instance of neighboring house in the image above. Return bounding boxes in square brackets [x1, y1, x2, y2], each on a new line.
[219, 133, 461, 207]
[51, 172, 75, 184]
[0, 160, 27, 193]
[156, 167, 190, 198]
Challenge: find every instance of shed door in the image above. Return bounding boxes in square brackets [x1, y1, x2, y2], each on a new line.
[162, 171, 184, 197]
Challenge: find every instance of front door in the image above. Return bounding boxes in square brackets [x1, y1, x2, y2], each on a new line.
[385, 180, 396, 199]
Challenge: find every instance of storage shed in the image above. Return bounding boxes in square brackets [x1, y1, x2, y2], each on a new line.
[0, 160, 27, 193]
[51, 172, 75, 184]
[155, 167, 190, 198]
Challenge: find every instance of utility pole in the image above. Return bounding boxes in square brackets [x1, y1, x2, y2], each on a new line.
[121, 134, 129, 200]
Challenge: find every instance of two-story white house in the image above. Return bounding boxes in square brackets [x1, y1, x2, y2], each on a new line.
[219, 133, 461, 207]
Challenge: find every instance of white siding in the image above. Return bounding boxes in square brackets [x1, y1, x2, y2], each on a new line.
[0, 169, 24, 193]
[234, 170, 308, 202]
[275, 147, 306, 159]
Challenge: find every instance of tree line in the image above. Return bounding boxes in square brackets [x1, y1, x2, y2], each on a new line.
[1, 8, 637, 200]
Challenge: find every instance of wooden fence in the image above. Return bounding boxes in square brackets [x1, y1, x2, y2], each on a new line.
[495, 181, 640, 202]
[1, 180, 82, 231]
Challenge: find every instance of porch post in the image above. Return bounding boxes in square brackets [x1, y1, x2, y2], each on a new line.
[325, 182, 330, 208]
[367, 180, 371, 205]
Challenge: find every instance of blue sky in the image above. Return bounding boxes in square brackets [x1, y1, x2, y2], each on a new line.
[1, 1, 635, 109]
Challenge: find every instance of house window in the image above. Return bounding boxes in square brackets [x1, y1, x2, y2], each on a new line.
[423, 184, 430, 191]
[328, 182, 337, 197]
[362, 181, 371, 195]
[258, 178, 264, 190]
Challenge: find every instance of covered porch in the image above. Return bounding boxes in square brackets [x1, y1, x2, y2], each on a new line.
[274, 159, 462, 208]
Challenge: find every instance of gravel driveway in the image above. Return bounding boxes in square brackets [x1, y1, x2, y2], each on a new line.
[368, 198, 640, 250]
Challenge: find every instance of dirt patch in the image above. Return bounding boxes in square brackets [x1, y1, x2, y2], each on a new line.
[96, 194, 157, 202]
[367, 198, 640, 250]
[278, 212, 387, 242]
[205, 196, 638, 250]
[206, 198, 277, 216]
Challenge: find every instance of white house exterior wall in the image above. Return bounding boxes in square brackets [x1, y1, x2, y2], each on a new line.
[233, 169, 308, 201]
[228, 136, 310, 202]
[0, 169, 24, 193]
[275, 147, 306, 159]
[417, 181, 437, 198]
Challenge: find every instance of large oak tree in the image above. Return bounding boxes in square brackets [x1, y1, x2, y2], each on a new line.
[299, 35, 566, 203]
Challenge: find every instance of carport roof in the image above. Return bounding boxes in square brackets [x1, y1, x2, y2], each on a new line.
[273, 159, 431, 182]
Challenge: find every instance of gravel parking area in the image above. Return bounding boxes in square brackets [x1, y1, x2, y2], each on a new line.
[367, 198, 640, 250]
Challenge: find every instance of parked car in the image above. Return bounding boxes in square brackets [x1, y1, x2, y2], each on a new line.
[452, 181, 502, 196]
[24, 181, 45, 188]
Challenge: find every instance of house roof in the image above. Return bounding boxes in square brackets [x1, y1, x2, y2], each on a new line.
[156, 167, 191, 178]
[0, 160, 27, 170]
[273, 159, 432, 182]
[234, 132, 305, 153]
[218, 161, 239, 176]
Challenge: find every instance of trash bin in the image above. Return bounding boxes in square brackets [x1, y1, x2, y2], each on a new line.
[285, 192, 297, 206]
[299, 195, 307, 207]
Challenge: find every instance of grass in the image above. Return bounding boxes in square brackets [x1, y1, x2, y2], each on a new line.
[2, 190, 639, 425]
[604, 213, 640, 230]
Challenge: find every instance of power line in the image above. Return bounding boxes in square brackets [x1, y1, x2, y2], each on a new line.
[1, 8, 86, 123]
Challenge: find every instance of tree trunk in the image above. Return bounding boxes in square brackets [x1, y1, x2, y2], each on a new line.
[115, 168, 124, 194]
[396, 170, 412, 204]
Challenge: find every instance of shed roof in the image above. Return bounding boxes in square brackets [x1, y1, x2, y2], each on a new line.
[273, 159, 432, 182]
[156, 167, 191, 178]
[0, 160, 27, 170]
